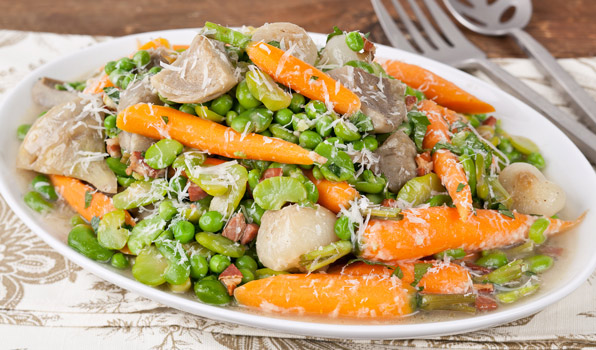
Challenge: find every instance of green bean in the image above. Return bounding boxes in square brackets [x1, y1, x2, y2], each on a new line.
[314, 142, 355, 182]
[156, 239, 191, 285]
[225, 110, 238, 126]
[269, 123, 299, 143]
[253, 176, 307, 210]
[475, 153, 489, 200]
[504, 241, 536, 258]
[245, 69, 292, 111]
[209, 164, 248, 218]
[196, 231, 245, 258]
[289, 93, 306, 113]
[255, 268, 289, 279]
[459, 154, 476, 197]
[526, 152, 546, 170]
[305, 100, 327, 119]
[315, 114, 334, 137]
[210, 94, 234, 115]
[209, 254, 231, 273]
[199, 211, 224, 232]
[110, 252, 130, 269]
[299, 240, 352, 272]
[418, 294, 477, 313]
[476, 251, 508, 269]
[292, 113, 314, 132]
[235, 255, 258, 272]
[172, 220, 195, 243]
[434, 248, 466, 260]
[510, 135, 539, 155]
[70, 215, 86, 227]
[127, 216, 167, 255]
[345, 31, 364, 51]
[194, 278, 231, 304]
[274, 108, 294, 126]
[496, 283, 539, 304]
[24, 191, 53, 213]
[17, 124, 31, 140]
[203, 22, 251, 49]
[104, 61, 117, 75]
[133, 50, 151, 68]
[236, 80, 261, 109]
[195, 105, 225, 122]
[361, 206, 401, 218]
[478, 260, 526, 285]
[427, 194, 453, 207]
[145, 139, 184, 170]
[184, 241, 213, 259]
[31, 174, 58, 201]
[68, 224, 114, 262]
[97, 209, 129, 250]
[240, 199, 265, 225]
[189, 254, 209, 279]
[528, 218, 550, 245]
[132, 245, 169, 286]
[113, 180, 167, 210]
[239, 268, 255, 284]
[333, 120, 361, 142]
[299, 130, 323, 149]
[105, 157, 128, 177]
[524, 254, 553, 274]
[397, 173, 445, 207]
[159, 199, 178, 221]
[334, 215, 354, 241]
[247, 169, 261, 192]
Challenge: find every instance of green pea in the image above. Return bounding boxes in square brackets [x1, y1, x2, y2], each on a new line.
[334, 120, 361, 142]
[68, 224, 114, 262]
[117, 176, 135, 187]
[239, 268, 255, 284]
[172, 220, 195, 243]
[225, 110, 239, 127]
[158, 200, 178, 221]
[145, 139, 184, 170]
[199, 211, 224, 232]
[255, 268, 289, 279]
[468, 115, 481, 128]
[104, 114, 117, 130]
[230, 115, 255, 133]
[189, 254, 209, 279]
[104, 61, 117, 75]
[299, 130, 323, 149]
[289, 93, 306, 113]
[528, 218, 550, 245]
[133, 50, 151, 68]
[209, 254, 231, 274]
[132, 245, 169, 286]
[113, 180, 168, 210]
[179, 103, 198, 115]
[232, 100, 247, 114]
[108, 68, 126, 87]
[105, 157, 128, 177]
[97, 209, 129, 250]
[118, 74, 133, 90]
[275, 108, 294, 125]
[236, 80, 261, 109]
[524, 254, 553, 274]
[253, 176, 307, 210]
[148, 66, 162, 75]
[476, 251, 508, 269]
[111, 252, 130, 269]
[117, 57, 136, 71]
[70, 215, 86, 227]
[195, 231, 245, 258]
[194, 278, 231, 304]
[24, 191, 53, 213]
[241, 199, 265, 225]
[269, 123, 299, 143]
[315, 114, 334, 137]
[235, 255, 258, 272]
[362, 135, 378, 151]
[527, 152, 546, 170]
[334, 215, 354, 241]
[31, 174, 57, 201]
[17, 124, 31, 140]
[210, 94, 234, 115]
[127, 216, 167, 255]
[345, 31, 364, 51]
[292, 113, 314, 132]
[510, 135, 539, 155]
[304, 100, 327, 119]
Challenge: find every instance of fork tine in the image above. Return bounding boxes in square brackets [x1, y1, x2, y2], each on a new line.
[371, 0, 417, 52]
[422, 0, 474, 47]
[405, 0, 449, 49]
[390, 0, 434, 53]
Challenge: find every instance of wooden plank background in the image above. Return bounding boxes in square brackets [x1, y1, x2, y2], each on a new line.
[0, 0, 594, 58]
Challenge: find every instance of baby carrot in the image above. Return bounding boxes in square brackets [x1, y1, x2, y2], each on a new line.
[246, 42, 361, 115]
[83, 74, 114, 94]
[137, 37, 171, 50]
[433, 149, 473, 220]
[420, 100, 451, 150]
[50, 175, 134, 226]
[117, 103, 326, 165]
[234, 274, 416, 318]
[358, 206, 583, 261]
[377, 59, 495, 114]
[305, 171, 359, 213]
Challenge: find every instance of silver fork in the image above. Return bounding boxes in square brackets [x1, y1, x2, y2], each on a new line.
[371, 0, 596, 162]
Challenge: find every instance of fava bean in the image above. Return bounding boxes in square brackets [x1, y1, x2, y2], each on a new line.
[196, 105, 225, 122]
[528, 218, 549, 245]
[235, 255, 258, 272]
[105, 157, 128, 177]
[247, 169, 261, 192]
[70, 215, 86, 227]
[245, 69, 291, 111]
[210, 94, 234, 115]
[145, 139, 184, 170]
[299, 240, 352, 272]
[303, 179, 319, 204]
[253, 176, 307, 210]
[189, 254, 209, 279]
[269, 124, 299, 143]
[195, 231, 245, 258]
[111, 252, 130, 269]
[159, 199, 178, 221]
[289, 93, 306, 113]
[476, 251, 508, 269]
[230, 115, 255, 133]
[132, 245, 169, 286]
[510, 135, 539, 155]
[172, 220, 195, 243]
[240, 199, 265, 225]
[236, 80, 261, 109]
[527, 152, 545, 170]
[239, 108, 273, 132]
[179, 103, 198, 115]
[31, 174, 58, 201]
[314, 142, 355, 182]
[194, 278, 231, 304]
[169, 278, 192, 293]
[97, 209, 129, 250]
[209, 254, 231, 273]
[315, 114, 334, 137]
[172, 151, 206, 172]
[117, 176, 135, 187]
[354, 170, 386, 194]
[68, 224, 114, 262]
[292, 113, 314, 132]
[113, 180, 168, 210]
[427, 194, 452, 207]
[334, 120, 361, 142]
[209, 164, 248, 218]
[524, 254, 553, 274]
[239, 268, 255, 284]
[362, 135, 378, 151]
[24, 191, 53, 213]
[199, 211, 224, 232]
[117, 57, 136, 71]
[127, 216, 167, 255]
[156, 239, 191, 285]
[334, 215, 354, 241]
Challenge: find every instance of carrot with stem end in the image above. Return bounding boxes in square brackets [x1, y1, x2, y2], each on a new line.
[305, 171, 359, 213]
[234, 274, 416, 318]
[358, 206, 584, 262]
[117, 103, 326, 165]
[377, 58, 495, 114]
[246, 42, 361, 115]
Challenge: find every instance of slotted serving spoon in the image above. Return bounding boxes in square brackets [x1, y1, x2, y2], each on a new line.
[443, 0, 596, 130]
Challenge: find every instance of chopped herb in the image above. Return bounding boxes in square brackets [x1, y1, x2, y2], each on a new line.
[326, 26, 344, 43]
[349, 111, 374, 132]
[84, 190, 93, 209]
[456, 183, 465, 192]
[432, 141, 461, 155]
[392, 266, 404, 279]
[267, 40, 281, 49]
[161, 116, 169, 124]
[310, 75, 319, 81]
[412, 263, 433, 287]
[499, 207, 516, 219]
[90, 216, 100, 232]
[103, 87, 120, 104]
[407, 111, 431, 151]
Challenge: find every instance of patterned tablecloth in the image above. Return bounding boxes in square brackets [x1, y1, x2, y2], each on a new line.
[1, 30, 596, 350]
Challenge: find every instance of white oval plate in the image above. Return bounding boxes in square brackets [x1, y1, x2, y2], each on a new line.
[1, 29, 595, 340]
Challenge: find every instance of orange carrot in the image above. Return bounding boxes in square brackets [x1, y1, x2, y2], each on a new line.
[172, 44, 190, 51]
[50, 175, 134, 226]
[117, 104, 326, 165]
[83, 74, 114, 94]
[246, 42, 361, 115]
[420, 100, 451, 150]
[305, 171, 359, 213]
[433, 149, 473, 220]
[138, 37, 171, 51]
[234, 274, 415, 318]
[377, 59, 495, 114]
[203, 158, 227, 166]
[358, 206, 583, 261]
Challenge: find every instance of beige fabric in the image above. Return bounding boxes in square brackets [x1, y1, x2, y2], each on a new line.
[1, 29, 596, 349]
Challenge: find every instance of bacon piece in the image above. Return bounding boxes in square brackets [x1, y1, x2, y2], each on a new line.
[405, 95, 417, 111]
[260, 168, 283, 181]
[482, 116, 497, 126]
[415, 151, 433, 176]
[222, 212, 247, 242]
[381, 198, 399, 208]
[188, 182, 208, 201]
[473, 283, 494, 294]
[241, 223, 259, 245]
[218, 264, 244, 295]
[125, 151, 163, 178]
[475, 295, 498, 311]
[362, 35, 376, 54]
[106, 138, 122, 158]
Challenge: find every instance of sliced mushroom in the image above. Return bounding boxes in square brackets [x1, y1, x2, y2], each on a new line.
[318, 34, 374, 69]
[371, 130, 417, 192]
[256, 204, 337, 272]
[499, 163, 566, 217]
[150, 34, 238, 104]
[328, 66, 407, 133]
[251, 22, 318, 65]
[31, 77, 80, 109]
[17, 97, 117, 193]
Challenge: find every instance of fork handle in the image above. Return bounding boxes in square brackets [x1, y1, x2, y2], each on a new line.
[469, 58, 596, 163]
[509, 28, 596, 130]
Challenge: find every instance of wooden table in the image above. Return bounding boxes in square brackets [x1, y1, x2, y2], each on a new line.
[0, 0, 594, 58]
